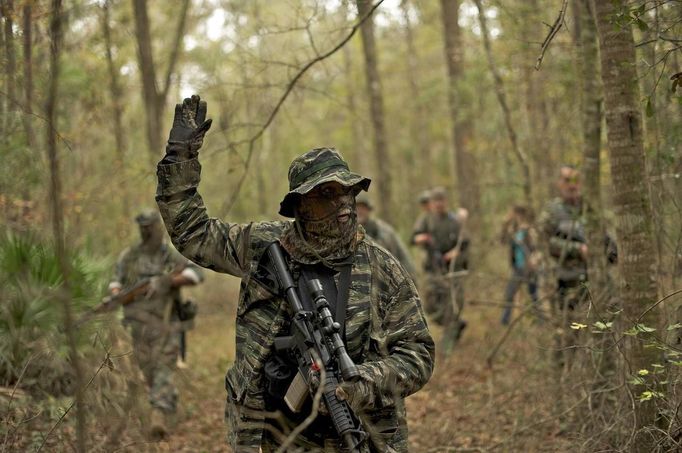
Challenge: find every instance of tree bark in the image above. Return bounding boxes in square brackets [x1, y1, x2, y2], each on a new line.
[440, 0, 480, 213]
[400, 0, 432, 182]
[2, 0, 16, 138]
[21, 1, 33, 146]
[102, 0, 129, 217]
[574, 0, 606, 287]
[593, 0, 660, 447]
[356, 0, 393, 223]
[131, 0, 190, 158]
[46, 1, 87, 451]
[473, 0, 531, 205]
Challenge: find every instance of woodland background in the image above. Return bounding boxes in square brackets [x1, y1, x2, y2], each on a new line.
[0, 0, 681, 451]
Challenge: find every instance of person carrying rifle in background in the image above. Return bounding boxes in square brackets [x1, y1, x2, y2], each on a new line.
[499, 205, 542, 325]
[355, 193, 417, 280]
[538, 165, 616, 367]
[411, 187, 470, 341]
[108, 209, 203, 439]
[155, 95, 434, 452]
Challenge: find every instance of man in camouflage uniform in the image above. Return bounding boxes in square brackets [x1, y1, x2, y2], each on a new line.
[411, 188, 470, 339]
[538, 165, 616, 367]
[108, 210, 204, 438]
[155, 95, 434, 452]
[355, 194, 417, 279]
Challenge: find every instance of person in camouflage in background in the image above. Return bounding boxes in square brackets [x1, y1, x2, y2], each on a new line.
[411, 188, 470, 340]
[155, 95, 434, 452]
[108, 210, 204, 439]
[538, 165, 616, 367]
[355, 193, 417, 279]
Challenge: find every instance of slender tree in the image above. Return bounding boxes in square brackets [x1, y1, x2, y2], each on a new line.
[473, 0, 531, 205]
[102, 0, 129, 217]
[21, 0, 33, 146]
[2, 0, 16, 137]
[131, 0, 190, 157]
[356, 0, 393, 222]
[574, 0, 606, 287]
[593, 0, 660, 446]
[400, 0, 432, 182]
[440, 0, 480, 213]
[46, 0, 87, 450]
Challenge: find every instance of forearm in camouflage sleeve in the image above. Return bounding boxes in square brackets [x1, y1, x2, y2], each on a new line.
[355, 279, 435, 409]
[156, 158, 250, 277]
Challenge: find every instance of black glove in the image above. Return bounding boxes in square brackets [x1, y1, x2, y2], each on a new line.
[163, 94, 213, 163]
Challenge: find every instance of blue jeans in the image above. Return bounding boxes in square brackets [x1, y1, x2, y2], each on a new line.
[501, 267, 539, 325]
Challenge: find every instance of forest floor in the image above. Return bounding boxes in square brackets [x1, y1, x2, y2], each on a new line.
[4, 260, 581, 452]
[139, 266, 577, 452]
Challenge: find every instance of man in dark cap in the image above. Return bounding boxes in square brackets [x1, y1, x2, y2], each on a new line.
[356, 193, 417, 279]
[155, 95, 434, 452]
[108, 209, 204, 438]
[411, 187, 470, 339]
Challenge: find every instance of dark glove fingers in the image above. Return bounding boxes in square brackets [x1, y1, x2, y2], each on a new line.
[195, 118, 212, 136]
[197, 100, 207, 124]
[172, 104, 183, 126]
[181, 97, 196, 127]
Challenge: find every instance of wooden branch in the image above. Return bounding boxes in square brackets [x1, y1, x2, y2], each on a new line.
[535, 0, 569, 70]
[218, 0, 386, 216]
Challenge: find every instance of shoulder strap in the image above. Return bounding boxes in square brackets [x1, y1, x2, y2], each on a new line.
[336, 265, 352, 338]
[300, 264, 353, 339]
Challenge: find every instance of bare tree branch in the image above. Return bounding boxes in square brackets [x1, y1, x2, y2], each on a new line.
[535, 0, 569, 70]
[217, 0, 386, 216]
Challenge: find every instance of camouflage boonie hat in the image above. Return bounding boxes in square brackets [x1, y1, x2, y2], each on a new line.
[135, 209, 161, 226]
[279, 148, 371, 218]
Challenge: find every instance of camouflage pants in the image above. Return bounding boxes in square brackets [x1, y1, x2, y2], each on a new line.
[130, 319, 179, 413]
[553, 279, 589, 369]
[423, 272, 464, 326]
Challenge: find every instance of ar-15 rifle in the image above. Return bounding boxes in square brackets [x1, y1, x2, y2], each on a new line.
[258, 242, 366, 453]
[77, 269, 183, 327]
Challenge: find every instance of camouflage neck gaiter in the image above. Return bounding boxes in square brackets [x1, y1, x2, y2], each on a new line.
[280, 199, 360, 266]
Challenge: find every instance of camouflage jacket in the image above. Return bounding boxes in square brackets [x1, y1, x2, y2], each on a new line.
[110, 242, 202, 324]
[362, 218, 417, 280]
[538, 197, 587, 282]
[156, 159, 435, 452]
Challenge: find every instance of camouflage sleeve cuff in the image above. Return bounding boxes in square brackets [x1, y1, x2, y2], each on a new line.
[156, 159, 202, 197]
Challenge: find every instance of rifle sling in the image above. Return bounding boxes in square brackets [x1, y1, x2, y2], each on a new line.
[300, 264, 353, 340]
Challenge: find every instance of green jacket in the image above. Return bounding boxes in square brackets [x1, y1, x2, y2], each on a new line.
[156, 159, 434, 452]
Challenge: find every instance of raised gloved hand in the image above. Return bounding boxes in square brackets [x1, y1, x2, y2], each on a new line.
[164, 94, 213, 163]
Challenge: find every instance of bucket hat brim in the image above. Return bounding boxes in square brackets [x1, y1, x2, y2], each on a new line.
[278, 166, 370, 218]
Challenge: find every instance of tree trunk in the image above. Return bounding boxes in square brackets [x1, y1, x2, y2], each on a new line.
[400, 0, 432, 182]
[131, 0, 190, 158]
[524, 0, 552, 203]
[440, 0, 480, 213]
[574, 0, 606, 288]
[356, 0, 393, 223]
[342, 41, 368, 176]
[3, 0, 16, 138]
[21, 1, 33, 146]
[102, 0, 129, 217]
[593, 0, 660, 447]
[46, 1, 87, 451]
[473, 0, 531, 205]
[131, 0, 161, 158]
